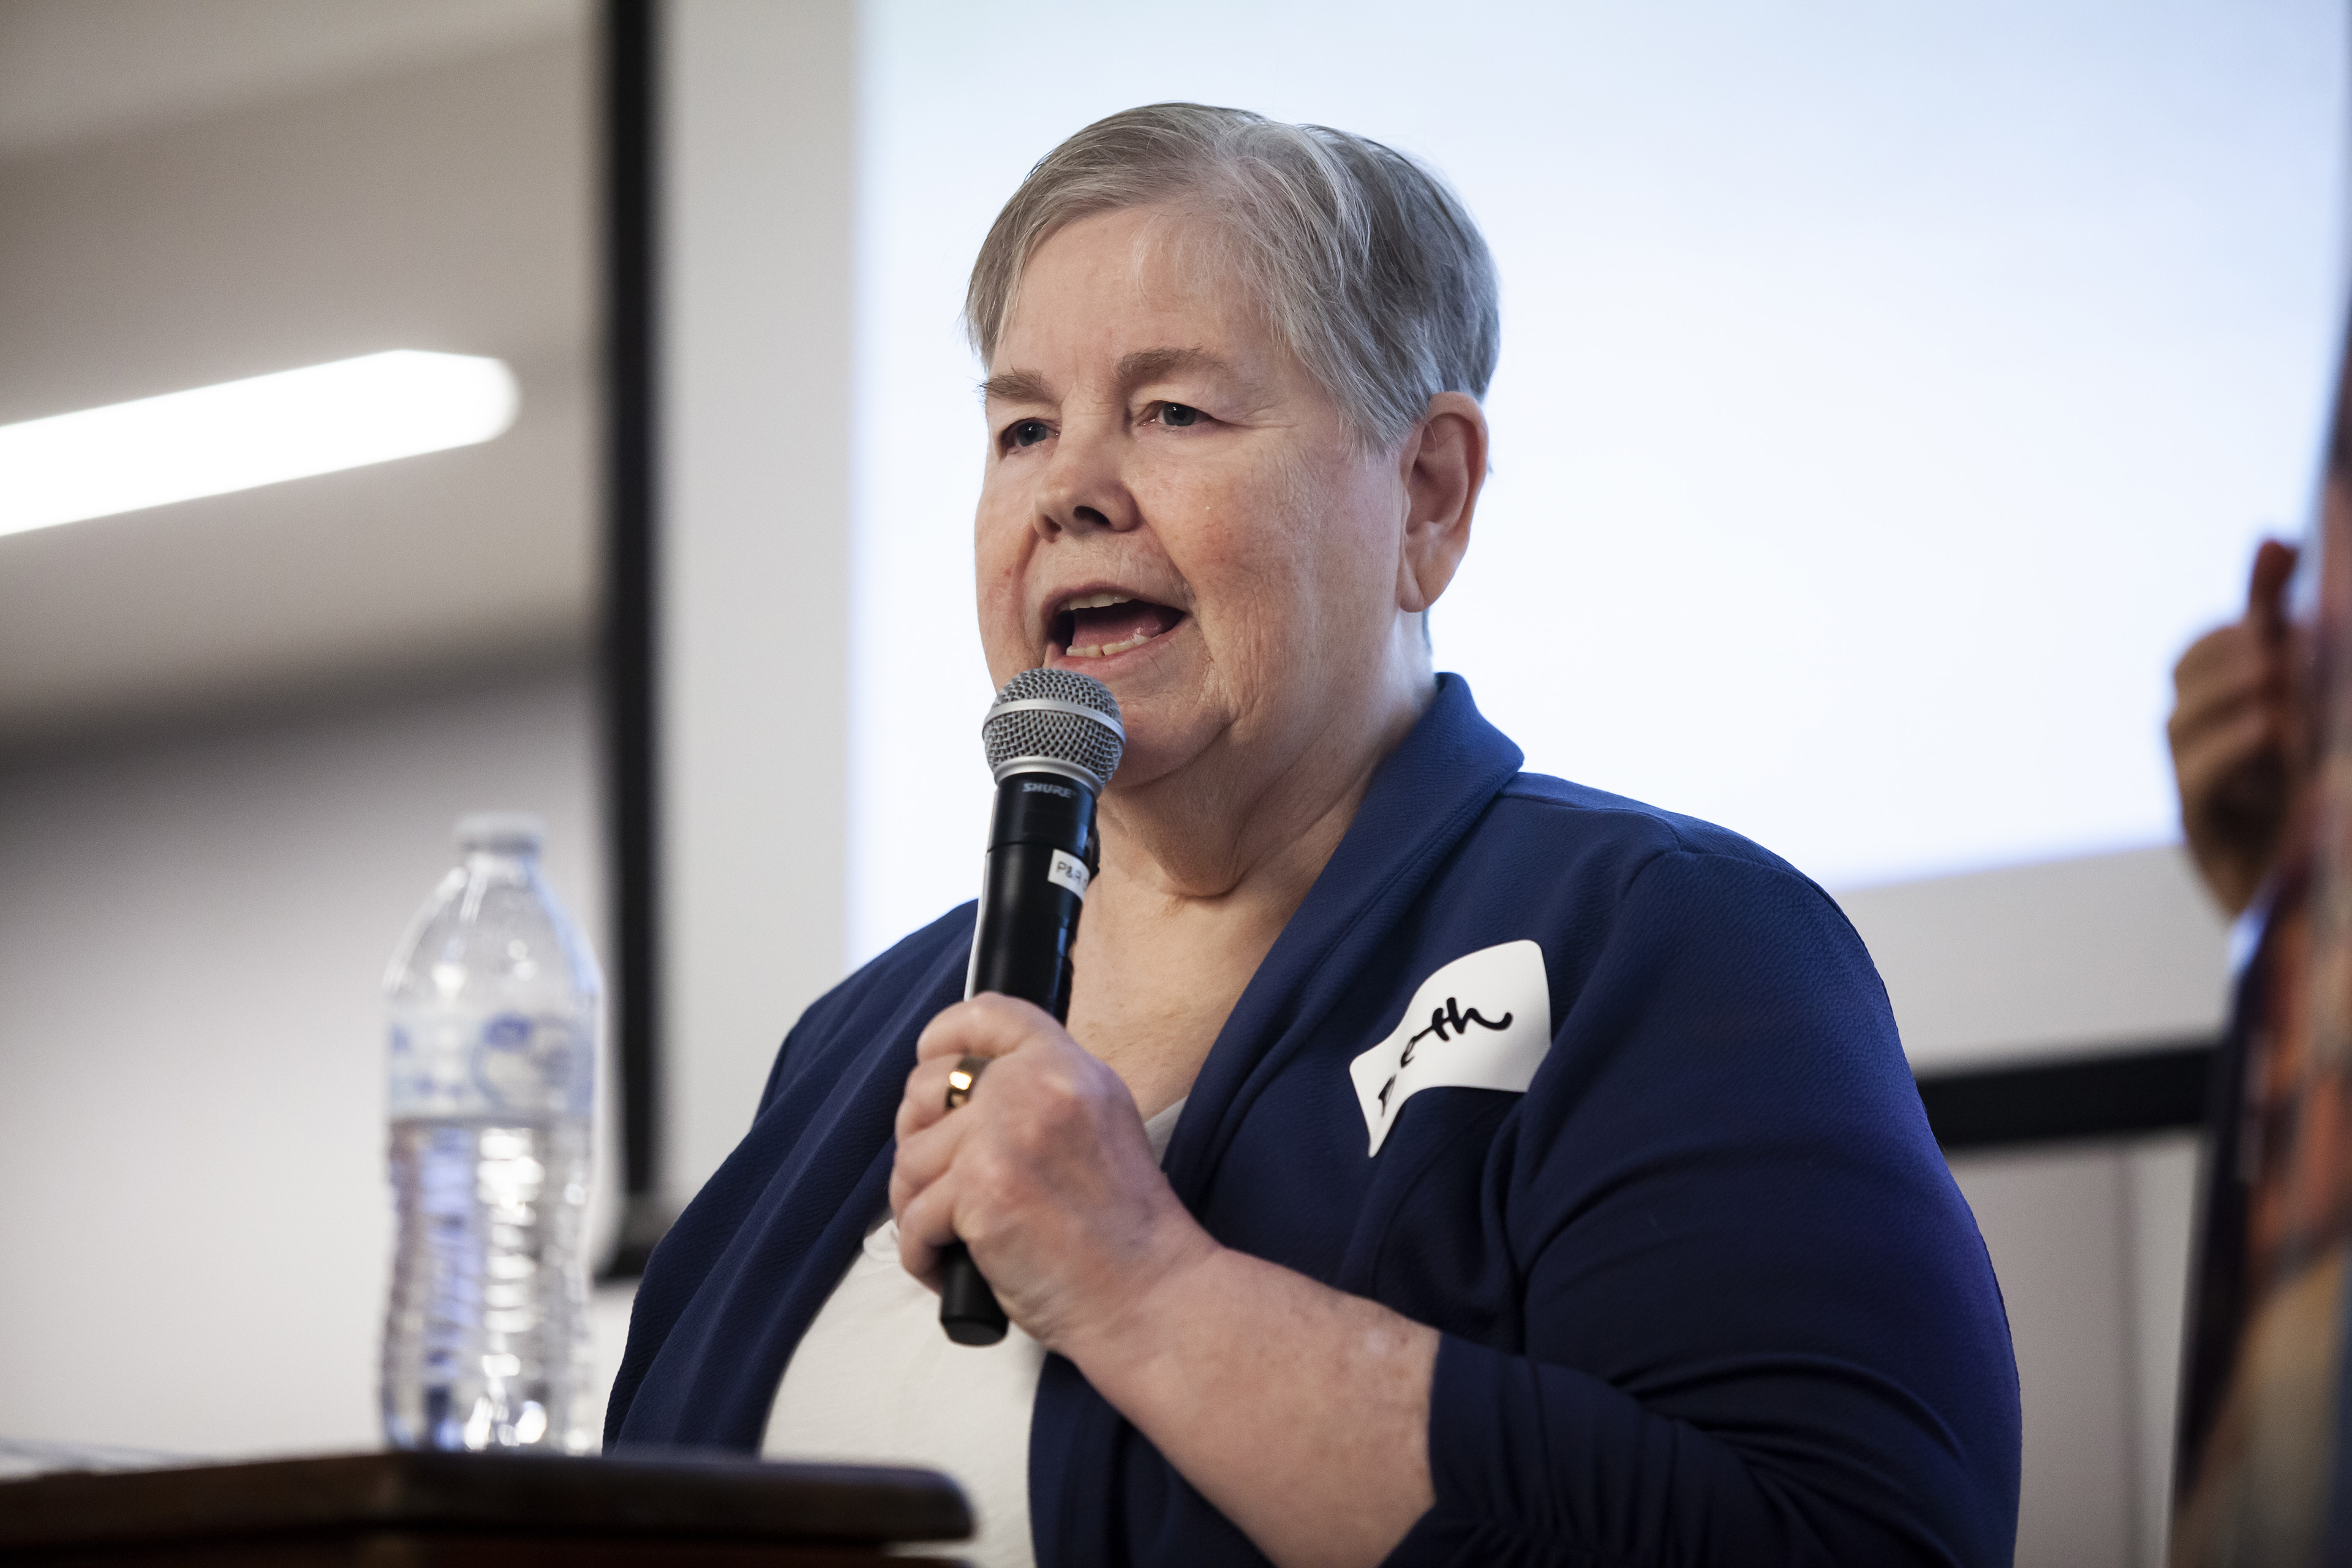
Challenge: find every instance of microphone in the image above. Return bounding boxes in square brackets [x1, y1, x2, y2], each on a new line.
[938, 667, 1126, 1346]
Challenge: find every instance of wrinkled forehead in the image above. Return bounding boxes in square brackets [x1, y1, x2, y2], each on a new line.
[993, 202, 1275, 369]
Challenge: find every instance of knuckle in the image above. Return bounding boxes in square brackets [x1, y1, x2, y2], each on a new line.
[1002, 1103, 1058, 1163]
[960, 1141, 1021, 1216]
[1037, 1065, 1084, 1110]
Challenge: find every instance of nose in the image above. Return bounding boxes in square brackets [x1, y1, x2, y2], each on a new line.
[1033, 414, 1141, 541]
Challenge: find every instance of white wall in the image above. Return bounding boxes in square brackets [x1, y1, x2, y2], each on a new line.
[658, 0, 860, 1205]
[0, 669, 617, 1456]
[1839, 843, 2233, 1072]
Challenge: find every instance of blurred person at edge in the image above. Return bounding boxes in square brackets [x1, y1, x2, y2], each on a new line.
[607, 104, 2021, 1567]
[2166, 502, 2350, 1562]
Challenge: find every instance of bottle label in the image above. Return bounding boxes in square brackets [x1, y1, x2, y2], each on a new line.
[388, 1009, 594, 1120]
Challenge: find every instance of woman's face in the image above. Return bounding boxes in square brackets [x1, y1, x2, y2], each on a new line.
[974, 205, 1423, 796]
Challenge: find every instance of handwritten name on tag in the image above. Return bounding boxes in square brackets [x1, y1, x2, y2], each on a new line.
[1347, 940, 1551, 1156]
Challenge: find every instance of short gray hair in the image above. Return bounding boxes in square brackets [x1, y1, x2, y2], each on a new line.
[966, 103, 1500, 450]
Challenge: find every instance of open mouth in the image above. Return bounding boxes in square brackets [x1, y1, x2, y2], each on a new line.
[1052, 590, 1186, 660]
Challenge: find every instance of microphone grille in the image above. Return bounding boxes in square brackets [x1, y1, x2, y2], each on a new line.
[982, 668, 1125, 792]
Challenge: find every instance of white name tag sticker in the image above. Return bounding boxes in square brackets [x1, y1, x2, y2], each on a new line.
[1047, 850, 1090, 899]
[1347, 940, 1551, 1156]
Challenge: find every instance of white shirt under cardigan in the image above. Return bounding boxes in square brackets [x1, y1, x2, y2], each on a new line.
[763, 1099, 1188, 1568]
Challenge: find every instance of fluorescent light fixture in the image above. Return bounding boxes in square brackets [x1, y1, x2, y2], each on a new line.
[0, 350, 520, 539]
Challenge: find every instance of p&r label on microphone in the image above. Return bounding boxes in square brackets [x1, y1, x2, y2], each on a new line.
[1047, 850, 1091, 900]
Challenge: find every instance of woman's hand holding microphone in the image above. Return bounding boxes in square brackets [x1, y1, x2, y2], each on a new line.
[889, 993, 1218, 1360]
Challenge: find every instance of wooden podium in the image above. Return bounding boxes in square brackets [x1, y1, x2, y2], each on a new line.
[0, 1450, 973, 1566]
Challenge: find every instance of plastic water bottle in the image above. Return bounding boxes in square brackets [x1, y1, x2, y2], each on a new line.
[381, 812, 601, 1453]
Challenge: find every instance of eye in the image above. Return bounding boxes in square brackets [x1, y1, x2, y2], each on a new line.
[1154, 402, 1205, 429]
[1001, 418, 1052, 451]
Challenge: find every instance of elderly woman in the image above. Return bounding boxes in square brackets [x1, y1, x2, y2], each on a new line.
[609, 105, 2020, 1567]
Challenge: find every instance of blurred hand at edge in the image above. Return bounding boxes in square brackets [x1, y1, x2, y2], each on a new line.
[2169, 538, 2302, 916]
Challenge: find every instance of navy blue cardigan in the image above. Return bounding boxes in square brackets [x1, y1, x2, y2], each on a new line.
[608, 676, 2020, 1566]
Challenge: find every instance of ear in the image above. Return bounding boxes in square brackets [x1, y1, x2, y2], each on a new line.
[1394, 392, 1487, 614]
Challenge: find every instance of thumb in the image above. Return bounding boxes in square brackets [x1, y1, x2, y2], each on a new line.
[2247, 538, 2299, 633]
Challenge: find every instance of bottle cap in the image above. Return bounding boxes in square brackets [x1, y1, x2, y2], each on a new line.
[455, 810, 545, 856]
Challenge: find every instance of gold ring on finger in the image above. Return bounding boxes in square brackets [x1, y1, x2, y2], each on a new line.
[944, 1054, 987, 1112]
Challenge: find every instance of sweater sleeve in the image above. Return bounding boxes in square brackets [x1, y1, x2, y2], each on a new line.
[1387, 848, 2020, 1567]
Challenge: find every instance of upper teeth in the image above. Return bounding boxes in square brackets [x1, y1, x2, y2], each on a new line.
[1065, 592, 1131, 611]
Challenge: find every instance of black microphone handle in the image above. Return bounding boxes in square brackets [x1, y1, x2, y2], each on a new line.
[940, 775, 1096, 1346]
[936, 1242, 1003, 1346]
